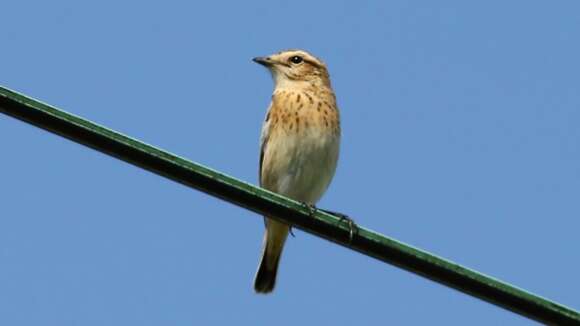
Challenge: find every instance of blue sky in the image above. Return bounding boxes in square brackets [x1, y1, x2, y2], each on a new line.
[1, 1, 579, 325]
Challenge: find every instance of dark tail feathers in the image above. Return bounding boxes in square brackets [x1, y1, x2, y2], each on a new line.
[254, 246, 281, 294]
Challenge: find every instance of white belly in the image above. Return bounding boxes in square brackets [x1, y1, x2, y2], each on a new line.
[262, 129, 340, 204]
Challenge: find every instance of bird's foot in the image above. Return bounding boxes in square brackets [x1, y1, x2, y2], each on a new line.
[320, 209, 358, 243]
[301, 202, 318, 217]
[292, 202, 318, 238]
[297, 203, 358, 242]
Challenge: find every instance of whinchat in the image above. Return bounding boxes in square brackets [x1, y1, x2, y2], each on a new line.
[253, 49, 340, 293]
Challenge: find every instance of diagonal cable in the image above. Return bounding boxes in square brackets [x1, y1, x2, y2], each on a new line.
[1, 86, 578, 325]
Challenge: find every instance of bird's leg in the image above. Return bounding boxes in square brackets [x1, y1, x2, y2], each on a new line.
[319, 209, 358, 243]
[301, 202, 318, 217]
[291, 202, 318, 237]
[299, 202, 358, 243]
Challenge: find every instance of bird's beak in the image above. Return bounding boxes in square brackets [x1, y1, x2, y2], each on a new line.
[252, 56, 273, 67]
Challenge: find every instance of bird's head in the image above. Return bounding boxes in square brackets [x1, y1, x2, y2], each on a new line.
[253, 49, 331, 90]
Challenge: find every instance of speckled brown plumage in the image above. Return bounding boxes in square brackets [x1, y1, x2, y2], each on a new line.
[267, 89, 340, 137]
[253, 49, 341, 294]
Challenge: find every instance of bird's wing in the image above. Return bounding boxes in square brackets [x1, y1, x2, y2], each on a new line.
[258, 105, 274, 228]
[259, 105, 273, 186]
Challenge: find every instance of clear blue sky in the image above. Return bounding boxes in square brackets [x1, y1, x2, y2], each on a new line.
[1, 1, 579, 325]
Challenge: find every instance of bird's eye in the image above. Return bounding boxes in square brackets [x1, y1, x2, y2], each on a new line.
[289, 56, 303, 64]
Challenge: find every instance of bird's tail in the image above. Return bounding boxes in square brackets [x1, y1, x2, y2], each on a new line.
[254, 221, 288, 294]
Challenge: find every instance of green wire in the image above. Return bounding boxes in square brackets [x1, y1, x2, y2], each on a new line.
[1, 86, 578, 325]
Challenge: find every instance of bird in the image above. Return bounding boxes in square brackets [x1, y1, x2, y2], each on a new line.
[252, 49, 341, 293]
